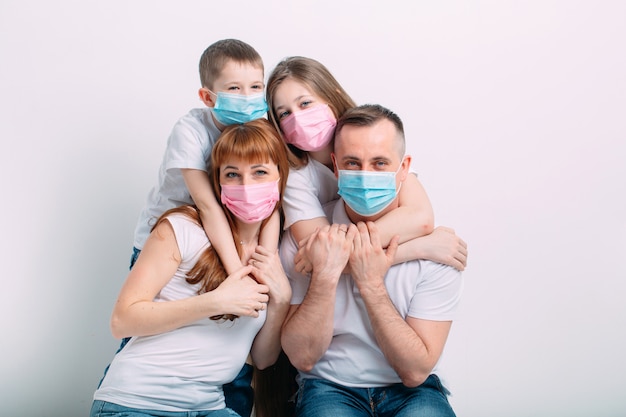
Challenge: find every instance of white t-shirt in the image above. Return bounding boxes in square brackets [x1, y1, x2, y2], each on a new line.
[96, 213, 266, 411]
[133, 108, 222, 249]
[280, 200, 463, 388]
[281, 158, 339, 230]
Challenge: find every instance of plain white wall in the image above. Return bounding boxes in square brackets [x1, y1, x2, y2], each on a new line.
[1, 1, 625, 416]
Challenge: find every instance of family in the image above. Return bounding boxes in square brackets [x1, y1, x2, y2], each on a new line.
[90, 39, 468, 417]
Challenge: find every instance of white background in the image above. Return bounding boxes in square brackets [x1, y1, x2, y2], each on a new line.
[1, 1, 625, 416]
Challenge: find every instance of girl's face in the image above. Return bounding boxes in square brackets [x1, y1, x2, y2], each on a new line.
[220, 158, 280, 186]
[272, 78, 328, 123]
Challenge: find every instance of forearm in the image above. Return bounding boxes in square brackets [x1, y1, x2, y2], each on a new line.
[251, 299, 290, 369]
[359, 285, 435, 387]
[110, 292, 223, 339]
[259, 211, 281, 252]
[198, 205, 242, 274]
[281, 279, 337, 372]
[375, 206, 434, 246]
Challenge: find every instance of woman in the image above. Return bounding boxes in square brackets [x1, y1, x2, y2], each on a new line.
[90, 118, 291, 417]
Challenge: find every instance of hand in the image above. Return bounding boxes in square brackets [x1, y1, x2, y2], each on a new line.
[306, 224, 354, 284]
[417, 226, 468, 271]
[294, 235, 314, 275]
[350, 222, 398, 290]
[212, 265, 270, 318]
[248, 246, 292, 305]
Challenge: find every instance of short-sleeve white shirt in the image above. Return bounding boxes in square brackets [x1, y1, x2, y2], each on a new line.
[133, 108, 221, 249]
[96, 213, 266, 411]
[281, 158, 339, 230]
[280, 200, 463, 388]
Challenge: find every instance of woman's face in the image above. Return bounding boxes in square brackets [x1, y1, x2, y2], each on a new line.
[220, 158, 280, 186]
[272, 78, 328, 124]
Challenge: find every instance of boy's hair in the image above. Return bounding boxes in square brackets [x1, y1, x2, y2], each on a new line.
[335, 104, 406, 157]
[199, 39, 264, 89]
[266, 56, 356, 167]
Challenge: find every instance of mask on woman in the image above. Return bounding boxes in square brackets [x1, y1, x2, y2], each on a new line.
[280, 104, 337, 151]
[337, 166, 402, 216]
[221, 179, 280, 223]
[212, 91, 268, 125]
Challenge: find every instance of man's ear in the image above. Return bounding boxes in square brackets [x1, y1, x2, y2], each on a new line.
[198, 88, 215, 107]
[399, 154, 412, 181]
[331, 153, 339, 178]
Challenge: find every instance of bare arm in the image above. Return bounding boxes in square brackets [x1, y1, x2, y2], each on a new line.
[248, 246, 292, 369]
[281, 224, 354, 371]
[349, 221, 452, 387]
[182, 168, 242, 274]
[258, 210, 281, 253]
[375, 174, 434, 246]
[393, 226, 468, 270]
[110, 220, 270, 339]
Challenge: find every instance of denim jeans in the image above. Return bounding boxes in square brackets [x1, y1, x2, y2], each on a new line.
[294, 374, 455, 417]
[90, 400, 241, 417]
[94, 248, 254, 417]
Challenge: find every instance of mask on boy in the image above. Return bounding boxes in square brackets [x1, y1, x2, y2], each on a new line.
[212, 91, 268, 125]
[220, 180, 280, 223]
[280, 104, 337, 151]
[337, 166, 402, 217]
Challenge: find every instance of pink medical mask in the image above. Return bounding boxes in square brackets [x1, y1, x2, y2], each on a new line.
[279, 104, 337, 151]
[220, 179, 280, 224]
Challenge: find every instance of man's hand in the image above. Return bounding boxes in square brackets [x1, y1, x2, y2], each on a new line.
[350, 221, 399, 290]
[306, 224, 355, 283]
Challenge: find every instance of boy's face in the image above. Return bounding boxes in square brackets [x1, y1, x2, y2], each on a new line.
[207, 60, 265, 98]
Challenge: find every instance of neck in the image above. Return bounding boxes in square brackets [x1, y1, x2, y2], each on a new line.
[309, 144, 334, 170]
[236, 220, 261, 246]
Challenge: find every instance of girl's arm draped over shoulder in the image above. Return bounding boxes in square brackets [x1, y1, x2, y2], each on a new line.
[374, 174, 434, 246]
[182, 168, 243, 274]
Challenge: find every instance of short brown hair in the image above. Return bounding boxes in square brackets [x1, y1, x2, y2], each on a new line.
[198, 39, 264, 89]
[335, 104, 406, 157]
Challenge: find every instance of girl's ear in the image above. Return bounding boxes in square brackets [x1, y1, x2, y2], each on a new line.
[198, 88, 215, 107]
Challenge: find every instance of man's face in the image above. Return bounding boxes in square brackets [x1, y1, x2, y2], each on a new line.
[332, 119, 408, 221]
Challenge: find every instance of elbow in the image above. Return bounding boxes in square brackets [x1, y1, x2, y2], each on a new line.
[399, 370, 430, 388]
[109, 313, 127, 340]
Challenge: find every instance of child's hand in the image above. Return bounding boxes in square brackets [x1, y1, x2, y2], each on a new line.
[248, 246, 292, 306]
[418, 226, 468, 271]
[294, 235, 314, 275]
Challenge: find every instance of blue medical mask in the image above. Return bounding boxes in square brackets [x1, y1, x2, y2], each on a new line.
[337, 165, 402, 216]
[211, 91, 268, 125]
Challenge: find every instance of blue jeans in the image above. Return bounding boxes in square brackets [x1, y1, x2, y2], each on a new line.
[95, 248, 254, 417]
[90, 400, 241, 417]
[294, 375, 455, 417]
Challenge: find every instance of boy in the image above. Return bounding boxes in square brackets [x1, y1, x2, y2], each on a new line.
[129, 38, 276, 417]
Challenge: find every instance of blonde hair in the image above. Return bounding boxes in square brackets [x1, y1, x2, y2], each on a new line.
[266, 56, 356, 168]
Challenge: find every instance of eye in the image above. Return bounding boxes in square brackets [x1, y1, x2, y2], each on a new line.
[277, 110, 291, 120]
[344, 160, 360, 169]
[224, 171, 240, 178]
[251, 84, 264, 90]
[300, 99, 313, 109]
[374, 160, 389, 170]
[253, 169, 269, 177]
[227, 86, 240, 91]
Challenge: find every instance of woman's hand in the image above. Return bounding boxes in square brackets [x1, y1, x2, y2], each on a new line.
[211, 265, 270, 318]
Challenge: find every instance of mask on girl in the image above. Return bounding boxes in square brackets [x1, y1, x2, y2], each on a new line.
[337, 166, 403, 217]
[220, 179, 280, 223]
[211, 91, 268, 125]
[279, 104, 337, 151]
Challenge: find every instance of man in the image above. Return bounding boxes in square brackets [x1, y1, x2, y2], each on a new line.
[280, 104, 463, 417]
